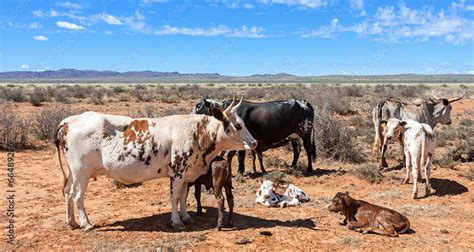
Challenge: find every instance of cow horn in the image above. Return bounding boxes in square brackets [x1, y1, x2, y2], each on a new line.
[231, 95, 244, 112]
[431, 92, 442, 101]
[224, 95, 236, 114]
[448, 93, 465, 103]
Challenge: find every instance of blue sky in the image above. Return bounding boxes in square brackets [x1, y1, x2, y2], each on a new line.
[0, 0, 473, 75]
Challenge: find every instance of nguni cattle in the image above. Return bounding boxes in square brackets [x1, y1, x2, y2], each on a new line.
[55, 97, 257, 231]
[328, 192, 410, 237]
[372, 93, 464, 168]
[193, 96, 316, 174]
[383, 118, 436, 199]
[188, 156, 234, 230]
[256, 180, 309, 207]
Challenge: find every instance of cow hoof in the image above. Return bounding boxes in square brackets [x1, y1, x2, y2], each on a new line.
[411, 193, 417, 199]
[67, 221, 80, 230]
[362, 230, 369, 234]
[217, 226, 222, 231]
[181, 215, 194, 224]
[83, 224, 94, 232]
[402, 179, 409, 184]
[171, 221, 186, 231]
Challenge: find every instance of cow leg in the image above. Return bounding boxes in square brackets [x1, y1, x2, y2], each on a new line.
[411, 157, 419, 199]
[251, 151, 257, 173]
[170, 177, 186, 230]
[224, 182, 234, 228]
[372, 116, 382, 162]
[194, 183, 203, 215]
[71, 174, 93, 231]
[179, 182, 193, 224]
[227, 150, 237, 176]
[380, 141, 389, 168]
[371, 225, 398, 237]
[291, 140, 301, 167]
[64, 176, 79, 229]
[302, 137, 313, 173]
[403, 152, 411, 184]
[424, 153, 433, 196]
[213, 181, 225, 230]
[257, 150, 266, 173]
[237, 151, 246, 175]
[347, 220, 369, 230]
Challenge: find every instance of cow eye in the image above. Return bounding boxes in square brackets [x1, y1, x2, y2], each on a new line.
[235, 123, 242, 130]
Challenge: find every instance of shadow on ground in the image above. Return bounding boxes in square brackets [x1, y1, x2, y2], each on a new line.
[99, 207, 317, 233]
[430, 178, 468, 197]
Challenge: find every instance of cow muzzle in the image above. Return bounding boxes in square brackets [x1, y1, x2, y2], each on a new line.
[244, 140, 258, 150]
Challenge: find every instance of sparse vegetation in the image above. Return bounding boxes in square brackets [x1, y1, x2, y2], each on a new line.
[33, 105, 78, 141]
[0, 103, 30, 149]
[354, 164, 383, 184]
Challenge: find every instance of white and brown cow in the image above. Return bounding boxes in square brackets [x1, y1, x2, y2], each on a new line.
[256, 180, 309, 207]
[382, 118, 436, 199]
[55, 97, 257, 231]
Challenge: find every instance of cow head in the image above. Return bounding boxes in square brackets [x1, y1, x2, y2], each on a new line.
[429, 93, 465, 125]
[192, 96, 223, 115]
[212, 96, 257, 150]
[381, 118, 407, 142]
[256, 180, 281, 206]
[328, 192, 349, 213]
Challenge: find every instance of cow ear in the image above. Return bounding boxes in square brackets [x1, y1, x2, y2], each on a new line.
[400, 121, 407, 127]
[442, 99, 449, 106]
[211, 107, 225, 121]
[380, 120, 387, 128]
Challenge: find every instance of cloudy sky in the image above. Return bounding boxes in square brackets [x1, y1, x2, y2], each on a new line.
[1, 0, 473, 75]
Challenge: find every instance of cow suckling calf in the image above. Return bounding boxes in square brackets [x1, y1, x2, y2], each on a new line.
[55, 96, 257, 231]
[187, 156, 234, 230]
[256, 180, 309, 207]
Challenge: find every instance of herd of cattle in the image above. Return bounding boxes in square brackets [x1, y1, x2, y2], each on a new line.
[54, 92, 465, 236]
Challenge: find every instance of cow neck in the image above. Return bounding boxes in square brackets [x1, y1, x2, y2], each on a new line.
[342, 196, 359, 221]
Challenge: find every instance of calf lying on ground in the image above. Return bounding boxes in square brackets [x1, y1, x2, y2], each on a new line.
[328, 192, 410, 237]
[188, 156, 233, 230]
[382, 118, 436, 199]
[256, 180, 309, 207]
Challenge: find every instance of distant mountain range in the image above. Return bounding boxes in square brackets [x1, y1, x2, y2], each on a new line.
[0, 68, 473, 83]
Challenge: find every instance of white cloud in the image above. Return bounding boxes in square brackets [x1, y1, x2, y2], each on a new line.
[348, 0, 366, 16]
[230, 26, 266, 38]
[95, 12, 123, 25]
[155, 25, 229, 36]
[243, 3, 255, 9]
[56, 2, 84, 9]
[56, 21, 84, 30]
[29, 22, 41, 29]
[33, 35, 49, 41]
[105, 30, 113, 35]
[21, 64, 29, 69]
[32, 10, 45, 18]
[259, 0, 327, 9]
[154, 25, 265, 38]
[50, 9, 58, 17]
[468, 70, 474, 74]
[303, 18, 339, 38]
[305, 3, 474, 44]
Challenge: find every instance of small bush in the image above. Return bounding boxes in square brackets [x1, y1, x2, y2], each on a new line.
[29, 87, 50, 106]
[33, 105, 77, 141]
[262, 170, 287, 183]
[314, 108, 365, 163]
[0, 87, 26, 102]
[354, 164, 383, 184]
[133, 85, 154, 102]
[0, 103, 30, 149]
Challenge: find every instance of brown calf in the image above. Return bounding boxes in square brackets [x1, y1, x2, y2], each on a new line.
[328, 192, 410, 237]
[188, 156, 234, 230]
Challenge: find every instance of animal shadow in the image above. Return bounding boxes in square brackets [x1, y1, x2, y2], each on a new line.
[99, 207, 317, 233]
[310, 168, 346, 177]
[430, 178, 468, 197]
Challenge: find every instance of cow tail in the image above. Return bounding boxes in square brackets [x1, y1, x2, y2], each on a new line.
[55, 123, 68, 196]
[420, 130, 427, 181]
[307, 101, 317, 162]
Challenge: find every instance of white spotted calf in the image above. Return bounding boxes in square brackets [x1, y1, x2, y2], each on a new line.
[256, 180, 309, 207]
[383, 118, 436, 199]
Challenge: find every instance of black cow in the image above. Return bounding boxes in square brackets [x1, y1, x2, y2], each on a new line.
[192, 96, 316, 174]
